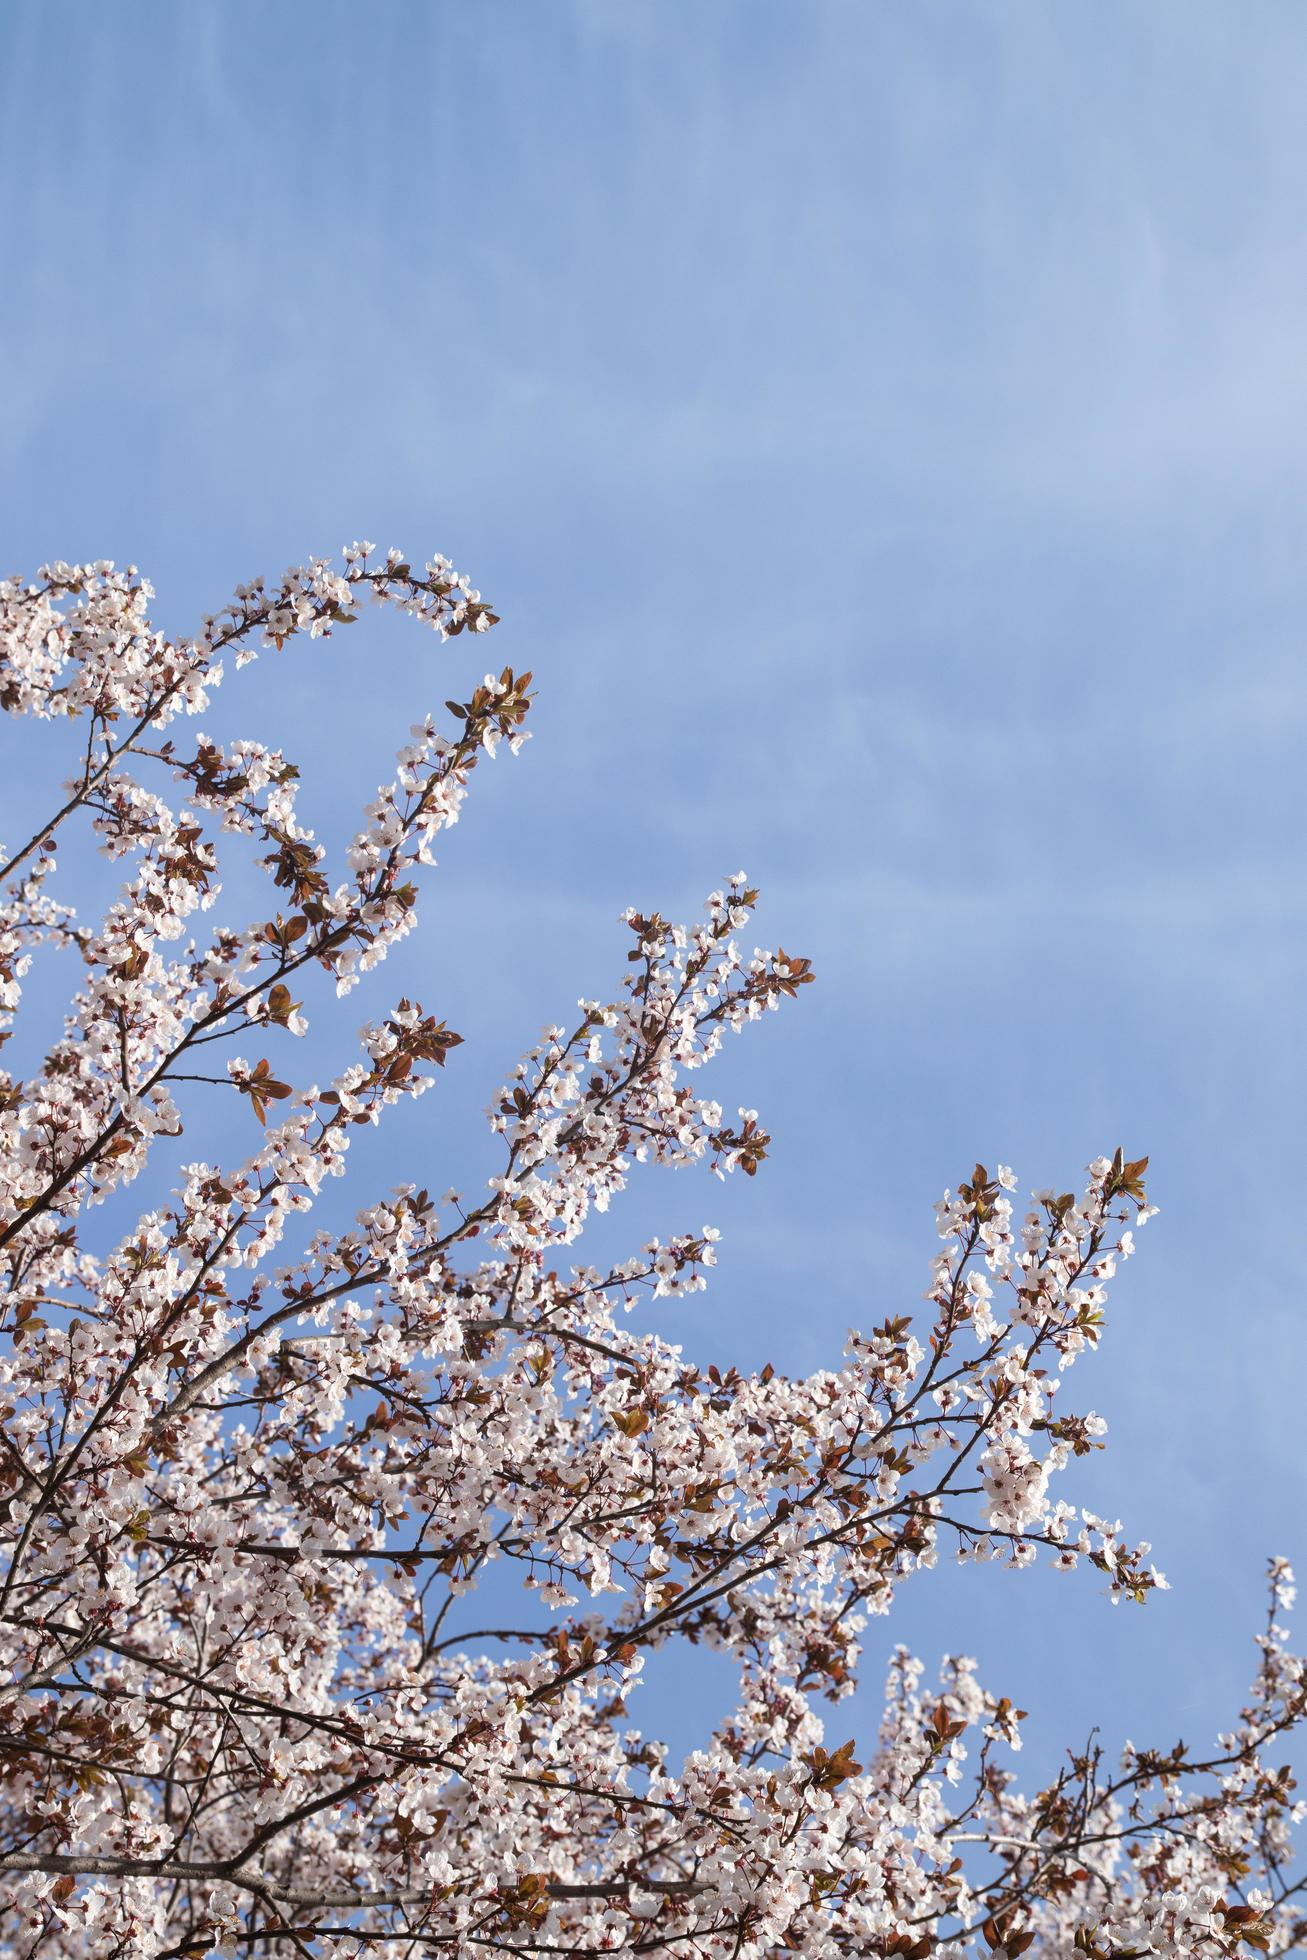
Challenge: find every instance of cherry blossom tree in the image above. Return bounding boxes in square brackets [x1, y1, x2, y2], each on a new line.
[0, 545, 1303, 1958]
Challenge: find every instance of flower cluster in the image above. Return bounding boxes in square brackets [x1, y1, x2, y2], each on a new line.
[0, 547, 1300, 1958]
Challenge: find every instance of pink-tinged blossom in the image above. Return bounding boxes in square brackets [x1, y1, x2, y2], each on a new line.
[0, 550, 1297, 1957]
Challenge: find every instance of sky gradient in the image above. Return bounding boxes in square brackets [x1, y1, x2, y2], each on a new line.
[1, 0, 1305, 1777]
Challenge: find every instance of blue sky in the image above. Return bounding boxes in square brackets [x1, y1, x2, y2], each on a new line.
[2, 0, 1305, 1776]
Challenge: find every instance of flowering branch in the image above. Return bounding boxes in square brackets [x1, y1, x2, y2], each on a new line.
[0, 546, 1300, 1958]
